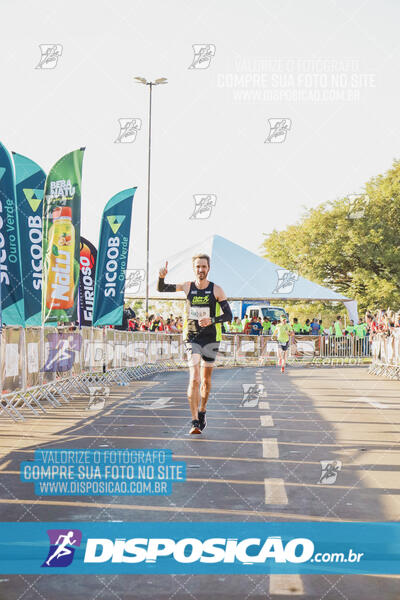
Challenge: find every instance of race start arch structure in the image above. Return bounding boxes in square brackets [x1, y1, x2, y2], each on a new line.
[128, 234, 358, 323]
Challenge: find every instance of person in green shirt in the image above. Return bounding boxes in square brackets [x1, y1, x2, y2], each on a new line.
[231, 316, 243, 333]
[346, 320, 355, 335]
[355, 321, 367, 338]
[334, 316, 343, 337]
[272, 316, 294, 373]
[262, 317, 271, 335]
[303, 319, 311, 334]
[292, 318, 302, 334]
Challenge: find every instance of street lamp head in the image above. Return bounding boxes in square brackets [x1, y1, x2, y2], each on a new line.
[135, 76, 168, 86]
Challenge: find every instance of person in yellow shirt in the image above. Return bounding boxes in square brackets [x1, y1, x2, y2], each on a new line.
[271, 316, 294, 373]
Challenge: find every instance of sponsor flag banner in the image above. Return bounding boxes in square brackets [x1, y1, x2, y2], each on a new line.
[79, 237, 97, 326]
[0, 522, 400, 574]
[13, 152, 46, 326]
[0, 142, 24, 325]
[42, 148, 85, 324]
[93, 187, 136, 326]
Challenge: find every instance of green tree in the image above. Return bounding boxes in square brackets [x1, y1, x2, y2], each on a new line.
[262, 160, 400, 313]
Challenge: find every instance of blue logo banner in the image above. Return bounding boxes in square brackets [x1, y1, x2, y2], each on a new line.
[93, 187, 136, 326]
[0, 522, 400, 574]
[0, 142, 24, 325]
[13, 152, 46, 326]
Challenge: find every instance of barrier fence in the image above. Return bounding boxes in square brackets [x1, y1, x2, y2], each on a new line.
[0, 327, 372, 421]
[368, 329, 400, 379]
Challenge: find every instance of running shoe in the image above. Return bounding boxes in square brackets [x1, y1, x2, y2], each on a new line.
[198, 410, 207, 431]
[190, 419, 202, 434]
[281, 366, 285, 373]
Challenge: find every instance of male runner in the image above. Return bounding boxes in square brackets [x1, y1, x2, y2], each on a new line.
[158, 254, 232, 434]
[272, 315, 294, 373]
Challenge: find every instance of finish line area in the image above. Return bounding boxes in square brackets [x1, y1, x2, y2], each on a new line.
[0, 365, 399, 598]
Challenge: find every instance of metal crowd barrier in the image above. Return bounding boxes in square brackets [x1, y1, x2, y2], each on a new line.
[0, 328, 372, 421]
[216, 334, 371, 367]
[368, 329, 400, 379]
[0, 327, 184, 422]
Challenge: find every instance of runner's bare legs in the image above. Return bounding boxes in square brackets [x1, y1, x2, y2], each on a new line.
[200, 364, 213, 412]
[277, 346, 283, 367]
[187, 361, 213, 418]
[187, 360, 201, 419]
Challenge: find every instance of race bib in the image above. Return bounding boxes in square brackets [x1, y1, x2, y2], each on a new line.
[189, 306, 210, 320]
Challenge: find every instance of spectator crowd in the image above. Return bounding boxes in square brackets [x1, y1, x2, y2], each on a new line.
[119, 309, 398, 340]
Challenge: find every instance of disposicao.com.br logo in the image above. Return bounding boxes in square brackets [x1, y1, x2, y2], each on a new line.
[40, 531, 365, 570]
[84, 535, 315, 565]
[0, 522, 393, 575]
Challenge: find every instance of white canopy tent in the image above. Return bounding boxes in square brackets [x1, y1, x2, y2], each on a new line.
[128, 234, 358, 322]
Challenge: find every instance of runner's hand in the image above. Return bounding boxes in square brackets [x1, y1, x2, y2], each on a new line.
[159, 261, 168, 278]
[199, 317, 212, 327]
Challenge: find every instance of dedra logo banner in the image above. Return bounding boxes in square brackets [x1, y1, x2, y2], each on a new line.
[83, 536, 314, 564]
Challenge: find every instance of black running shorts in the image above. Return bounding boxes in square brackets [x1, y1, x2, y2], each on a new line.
[184, 337, 220, 364]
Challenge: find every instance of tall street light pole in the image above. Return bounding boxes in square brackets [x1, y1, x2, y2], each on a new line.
[134, 76, 168, 316]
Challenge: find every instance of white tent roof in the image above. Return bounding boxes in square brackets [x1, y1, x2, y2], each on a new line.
[129, 234, 352, 302]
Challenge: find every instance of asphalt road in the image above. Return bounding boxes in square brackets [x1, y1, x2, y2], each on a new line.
[0, 365, 399, 599]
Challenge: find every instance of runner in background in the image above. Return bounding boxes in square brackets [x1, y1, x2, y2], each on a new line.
[272, 315, 294, 373]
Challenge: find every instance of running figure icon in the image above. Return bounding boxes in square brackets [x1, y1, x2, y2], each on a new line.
[45, 531, 77, 566]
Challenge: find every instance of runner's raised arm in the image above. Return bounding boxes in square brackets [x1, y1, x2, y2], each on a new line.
[158, 261, 189, 293]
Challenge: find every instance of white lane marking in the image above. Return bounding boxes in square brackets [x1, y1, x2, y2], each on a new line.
[129, 397, 173, 410]
[351, 396, 388, 409]
[262, 438, 279, 458]
[259, 402, 270, 409]
[260, 415, 274, 427]
[264, 478, 288, 505]
[269, 574, 304, 595]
